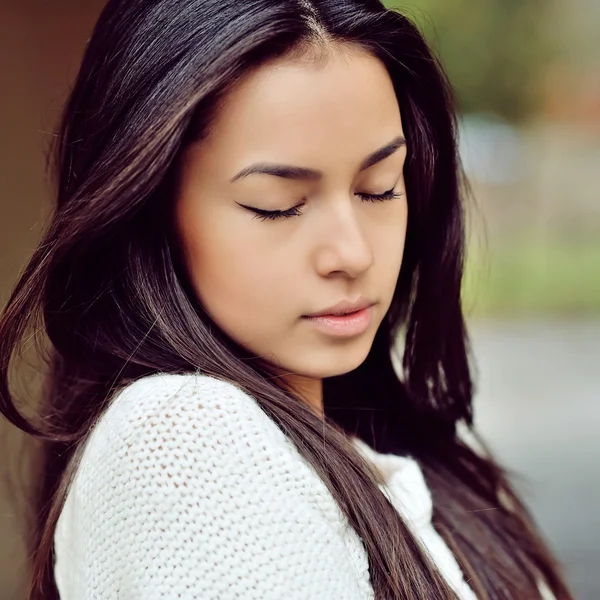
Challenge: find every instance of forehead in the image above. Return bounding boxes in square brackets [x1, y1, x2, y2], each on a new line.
[203, 45, 403, 157]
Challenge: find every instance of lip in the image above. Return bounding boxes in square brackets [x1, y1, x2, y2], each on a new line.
[301, 305, 373, 337]
[303, 296, 376, 318]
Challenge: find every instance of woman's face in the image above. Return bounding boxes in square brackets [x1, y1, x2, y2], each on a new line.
[174, 43, 407, 400]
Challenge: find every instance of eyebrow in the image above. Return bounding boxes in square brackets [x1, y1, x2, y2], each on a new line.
[229, 135, 406, 183]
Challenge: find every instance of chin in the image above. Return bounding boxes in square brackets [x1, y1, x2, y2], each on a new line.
[296, 347, 372, 379]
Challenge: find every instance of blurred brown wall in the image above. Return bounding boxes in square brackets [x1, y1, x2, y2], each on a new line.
[0, 2, 105, 597]
[1, 0, 105, 299]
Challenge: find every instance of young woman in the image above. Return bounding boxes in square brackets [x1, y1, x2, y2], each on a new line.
[0, 0, 573, 598]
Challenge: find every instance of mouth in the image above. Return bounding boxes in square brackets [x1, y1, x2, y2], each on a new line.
[302, 297, 376, 318]
[301, 304, 374, 337]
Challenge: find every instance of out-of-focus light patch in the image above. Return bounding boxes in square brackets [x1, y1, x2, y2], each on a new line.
[458, 113, 527, 185]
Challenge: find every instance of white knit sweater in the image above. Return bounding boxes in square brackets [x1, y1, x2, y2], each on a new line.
[52, 372, 524, 599]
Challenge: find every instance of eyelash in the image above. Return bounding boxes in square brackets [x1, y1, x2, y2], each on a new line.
[248, 188, 403, 222]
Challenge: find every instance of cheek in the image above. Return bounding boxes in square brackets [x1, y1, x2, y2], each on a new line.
[374, 199, 408, 293]
[377, 196, 408, 261]
[178, 216, 295, 338]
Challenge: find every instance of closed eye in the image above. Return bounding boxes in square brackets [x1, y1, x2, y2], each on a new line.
[238, 187, 403, 222]
[356, 188, 403, 203]
[237, 201, 306, 221]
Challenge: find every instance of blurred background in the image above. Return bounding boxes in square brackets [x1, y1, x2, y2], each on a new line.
[0, 0, 598, 598]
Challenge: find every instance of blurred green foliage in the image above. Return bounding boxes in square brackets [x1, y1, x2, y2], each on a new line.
[463, 236, 600, 317]
[384, 0, 558, 122]
[382, 1, 600, 317]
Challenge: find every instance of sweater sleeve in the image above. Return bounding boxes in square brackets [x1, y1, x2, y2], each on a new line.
[53, 373, 370, 600]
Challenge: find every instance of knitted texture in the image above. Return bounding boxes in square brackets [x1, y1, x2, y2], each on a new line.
[53, 372, 478, 599]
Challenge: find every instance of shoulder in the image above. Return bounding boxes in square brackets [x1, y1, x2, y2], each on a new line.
[54, 372, 371, 599]
[62, 370, 307, 542]
[101, 371, 278, 435]
[81, 371, 288, 466]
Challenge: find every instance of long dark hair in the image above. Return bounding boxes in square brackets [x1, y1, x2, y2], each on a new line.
[0, 1, 572, 598]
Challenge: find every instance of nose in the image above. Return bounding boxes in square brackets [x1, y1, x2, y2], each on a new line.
[313, 196, 375, 278]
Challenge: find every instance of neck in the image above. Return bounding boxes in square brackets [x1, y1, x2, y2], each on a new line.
[281, 373, 324, 419]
